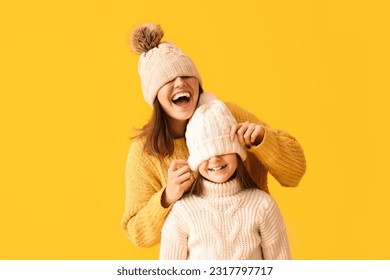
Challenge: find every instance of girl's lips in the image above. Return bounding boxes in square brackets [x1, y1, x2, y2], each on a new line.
[208, 164, 227, 172]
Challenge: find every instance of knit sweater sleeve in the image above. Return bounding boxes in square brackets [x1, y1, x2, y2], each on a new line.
[120, 139, 172, 248]
[225, 102, 306, 187]
[258, 194, 291, 260]
[159, 202, 189, 260]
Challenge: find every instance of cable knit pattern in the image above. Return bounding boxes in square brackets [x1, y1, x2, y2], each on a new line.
[121, 101, 306, 248]
[159, 179, 291, 260]
[185, 99, 247, 170]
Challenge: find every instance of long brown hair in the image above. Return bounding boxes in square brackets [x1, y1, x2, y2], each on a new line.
[132, 98, 174, 157]
[132, 86, 203, 158]
[188, 154, 259, 196]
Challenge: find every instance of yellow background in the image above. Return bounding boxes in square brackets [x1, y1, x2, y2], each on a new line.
[1, 0, 389, 259]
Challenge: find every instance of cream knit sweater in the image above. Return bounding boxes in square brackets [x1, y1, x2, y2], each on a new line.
[121, 101, 306, 248]
[159, 179, 291, 260]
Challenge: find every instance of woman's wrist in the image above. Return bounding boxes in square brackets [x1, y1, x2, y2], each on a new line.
[161, 189, 173, 208]
[253, 125, 265, 146]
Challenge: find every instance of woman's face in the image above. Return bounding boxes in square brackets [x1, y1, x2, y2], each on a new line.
[157, 76, 200, 122]
[198, 153, 238, 183]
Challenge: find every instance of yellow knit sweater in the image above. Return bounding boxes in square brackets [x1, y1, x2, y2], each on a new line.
[121, 101, 306, 248]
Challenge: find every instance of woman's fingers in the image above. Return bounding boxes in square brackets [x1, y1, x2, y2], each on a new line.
[168, 159, 189, 173]
[235, 121, 251, 145]
[230, 123, 243, 141]
[230, 122, 264, 146]
[164, 159, 193, 206]
[251, 125, 264, 145]
[242, 122, 257, 146]
[172, 167, 192, 185]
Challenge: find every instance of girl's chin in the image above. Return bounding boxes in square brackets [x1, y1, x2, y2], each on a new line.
[207, 175, 230, 183]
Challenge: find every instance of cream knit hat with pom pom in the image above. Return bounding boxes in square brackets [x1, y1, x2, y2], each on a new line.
[130, 23, 202, 107]
[185, 99, 247, 171]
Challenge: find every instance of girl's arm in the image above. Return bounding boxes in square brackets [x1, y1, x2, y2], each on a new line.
[159, 204, 188, 260]
[259, 196, 291, 260]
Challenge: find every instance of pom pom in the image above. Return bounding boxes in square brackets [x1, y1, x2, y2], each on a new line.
[130, 23, 164, 54]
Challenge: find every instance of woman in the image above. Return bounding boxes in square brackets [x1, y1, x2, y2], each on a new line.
[121, 23, 306, 248]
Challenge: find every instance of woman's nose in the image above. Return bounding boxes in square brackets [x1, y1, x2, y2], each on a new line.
[173, 77, 187, 88]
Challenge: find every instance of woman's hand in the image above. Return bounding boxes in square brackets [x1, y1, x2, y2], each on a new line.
[161, 159, 193, 208]
[230, 121, 265, 146]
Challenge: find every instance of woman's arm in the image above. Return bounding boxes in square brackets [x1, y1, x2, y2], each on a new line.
[120, 140, 172, 248]
[226, 102, 306, 187]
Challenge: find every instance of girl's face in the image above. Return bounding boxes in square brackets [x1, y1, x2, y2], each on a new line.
[198, 153, 238, 183]
[157, 76, 200, 123]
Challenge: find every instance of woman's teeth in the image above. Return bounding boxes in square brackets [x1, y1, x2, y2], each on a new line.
[172, 92, 190, 104]
[208, 164, 227, 172]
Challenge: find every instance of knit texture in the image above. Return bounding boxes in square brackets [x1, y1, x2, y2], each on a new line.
[121, 101, 306, 248]
[138, 41, 202, 107]
[131, 23, 202, 107]
[159, 179, 291, 260]
[186, 99, 246, 170]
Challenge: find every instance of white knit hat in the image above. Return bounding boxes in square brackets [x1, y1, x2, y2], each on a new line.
[130, 23, 202, 107]
[185, 99, 247, 171]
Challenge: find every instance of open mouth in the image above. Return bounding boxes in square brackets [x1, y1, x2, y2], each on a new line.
[172, 92, 191, 105]
[208, 164, 227, 172]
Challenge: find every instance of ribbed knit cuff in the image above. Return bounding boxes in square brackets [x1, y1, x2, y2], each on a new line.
[154, 186, 175, 211]
[143, 187, 174, 241]
[248, 127, 304, 187]
[249, 126, 275, 155]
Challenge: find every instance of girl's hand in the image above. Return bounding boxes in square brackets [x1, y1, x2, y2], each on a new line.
[161, 159, 193, 208]
[230, 121, 265, 146]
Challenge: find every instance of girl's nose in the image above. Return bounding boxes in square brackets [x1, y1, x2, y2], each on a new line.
[173, 76, 187, 88]
[208, 156, 222, 162]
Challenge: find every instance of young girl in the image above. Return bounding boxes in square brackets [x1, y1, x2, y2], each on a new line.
[159, 100, 291, 260]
